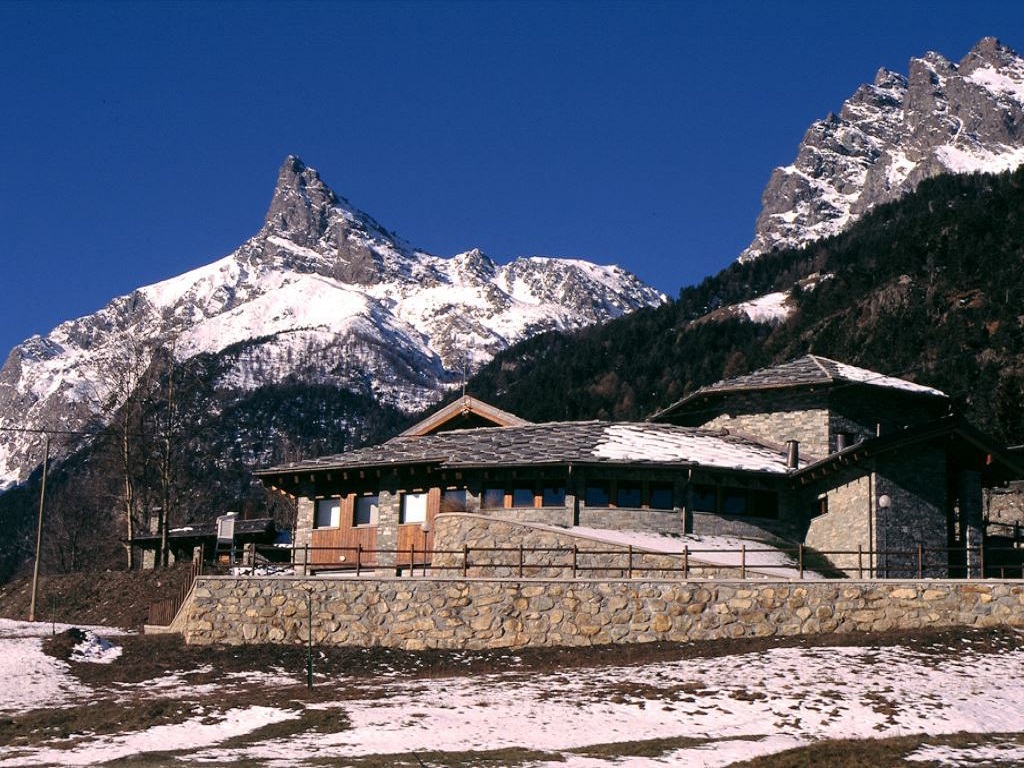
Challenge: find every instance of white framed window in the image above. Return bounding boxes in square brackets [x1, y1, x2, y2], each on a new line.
[401, 492, 429, 524]
[314, 498, 340, 528]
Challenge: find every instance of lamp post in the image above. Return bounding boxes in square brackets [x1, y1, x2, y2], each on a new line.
[420, 521, 431, 577]
[878, 494, 892, 578]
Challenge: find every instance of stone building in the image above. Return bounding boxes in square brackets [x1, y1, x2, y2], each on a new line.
[256, 357, 1022, 578]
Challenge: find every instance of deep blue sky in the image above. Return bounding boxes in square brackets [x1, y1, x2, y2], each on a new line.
[2, 0, 1023, 358]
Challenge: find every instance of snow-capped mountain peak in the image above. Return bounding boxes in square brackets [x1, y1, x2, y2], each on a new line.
[741, 37, 1024, 261]
[0, 157, 664, 489]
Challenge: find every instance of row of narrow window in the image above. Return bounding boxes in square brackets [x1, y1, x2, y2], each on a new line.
[314, 482, 777, 529]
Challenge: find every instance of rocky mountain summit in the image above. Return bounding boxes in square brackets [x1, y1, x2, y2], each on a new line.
[742, 37, 1024, 260]
[0, 156, 663, 489]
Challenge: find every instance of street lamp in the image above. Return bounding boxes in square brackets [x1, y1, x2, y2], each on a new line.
[878, 494, 892, 578]
[420, 521, 431, 577]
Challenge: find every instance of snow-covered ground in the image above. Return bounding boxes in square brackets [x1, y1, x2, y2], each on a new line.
[2, 619, 1024, 766]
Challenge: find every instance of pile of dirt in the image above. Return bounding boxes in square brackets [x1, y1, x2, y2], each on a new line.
[0, 566, 193, 629]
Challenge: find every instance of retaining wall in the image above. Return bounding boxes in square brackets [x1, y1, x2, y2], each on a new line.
[182, 576, 1024, 650]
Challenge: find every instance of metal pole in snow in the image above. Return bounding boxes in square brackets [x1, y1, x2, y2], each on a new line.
[29, 436, 50, 623]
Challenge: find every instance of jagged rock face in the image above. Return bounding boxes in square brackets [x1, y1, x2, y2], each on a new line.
[0, 157, 664, 489]
[742, 37, 1024, 261]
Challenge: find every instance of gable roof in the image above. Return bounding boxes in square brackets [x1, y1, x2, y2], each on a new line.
[649, 355, 947, 422]
[257, 421, 804, 480]
[395, 395, 531, 438]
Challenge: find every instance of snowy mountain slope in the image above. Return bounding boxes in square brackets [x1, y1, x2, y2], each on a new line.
[0, 156, 664, 489]
[741, 37, 1024, 261]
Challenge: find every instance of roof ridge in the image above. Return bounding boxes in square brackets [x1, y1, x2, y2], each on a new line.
[806, 354, 837, 381]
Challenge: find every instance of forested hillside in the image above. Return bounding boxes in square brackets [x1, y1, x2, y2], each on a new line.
[468, 168, 1024, 445]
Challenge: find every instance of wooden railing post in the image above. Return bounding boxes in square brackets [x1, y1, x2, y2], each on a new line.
[356, 544, 362, 576]
[798, 544, 804, 580]
[741, 544, 746, 580]
[917, 543, 924, 579]
[462, 544, 469, 577]
[410, 543, 416, 578]
[683, 546, 689, 578]
[858, 545, 863, 579]
[572, 544, 578, 579]
[518, 544, 524, 578]
[627, 545, 634, 579]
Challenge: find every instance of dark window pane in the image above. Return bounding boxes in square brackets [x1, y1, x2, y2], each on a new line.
[441, 489, 468, 513]
[585, 483, 610, 507]
[315, 499, 339, 528]
[722, 490, 748, 515]
[649, 484, 674, 510]
[354, 495, 379, 526]
[512, 488, 534, 507]
[542, 486, 566, 506]
[482, 488, 505, 509]
[692, 485, 717, 513]
[616, 485, 642, 508]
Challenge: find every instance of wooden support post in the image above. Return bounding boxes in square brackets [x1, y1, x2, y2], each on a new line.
[798, 544, 804, 580]
[741, 544, 746, 580]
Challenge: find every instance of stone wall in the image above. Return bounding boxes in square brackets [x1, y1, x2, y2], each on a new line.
[182, 576, 1024, 650]
[805, 475, 874, 576]
[695, 390, 831, 458]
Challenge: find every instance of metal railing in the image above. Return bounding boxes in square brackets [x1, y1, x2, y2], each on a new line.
[147, 556, 204, 626]
[247, 541, 1024, 581]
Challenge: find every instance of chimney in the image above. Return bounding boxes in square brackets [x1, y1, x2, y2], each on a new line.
[786, 440, 800, 469]
[836, 432, 849, 452]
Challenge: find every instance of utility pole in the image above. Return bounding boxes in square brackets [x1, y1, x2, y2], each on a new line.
[29, 436, 50, 622]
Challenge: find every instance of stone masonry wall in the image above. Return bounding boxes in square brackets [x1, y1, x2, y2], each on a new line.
[697, 391, 831, 458]
[805, 475, 873, 576]
[182, 576, 1024, 650]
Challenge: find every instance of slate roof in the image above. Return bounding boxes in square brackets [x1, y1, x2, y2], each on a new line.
[131, 518, 277, 545]
[256, 421, 802, 477]
[649, 355, 946, 421]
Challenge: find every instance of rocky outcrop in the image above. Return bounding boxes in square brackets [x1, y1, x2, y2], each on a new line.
[742, 37, 1024, 261]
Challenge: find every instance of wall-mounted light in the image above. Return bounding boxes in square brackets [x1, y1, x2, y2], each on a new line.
[878, 494, 892, 509]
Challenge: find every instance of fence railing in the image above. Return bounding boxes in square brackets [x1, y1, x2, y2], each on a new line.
[147, 555, 204, 626]
[242, 541, 1024, 581]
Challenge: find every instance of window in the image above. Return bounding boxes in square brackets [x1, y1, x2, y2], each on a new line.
[353, 495, 379, 526]
[542, 486, 566, 506]
[315, 498, 340, 528]
[401, 492, 428, 524]
[722, 490, 748, 515]
[616, 484, 643, 508]
[512, 487, 535, 507]
[585, 482, 610, 507]
[648, 483, 674, 510]
[441, 489, 468, 513]
[692, 485, 717, 513]
[482, 487, 505, 509]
